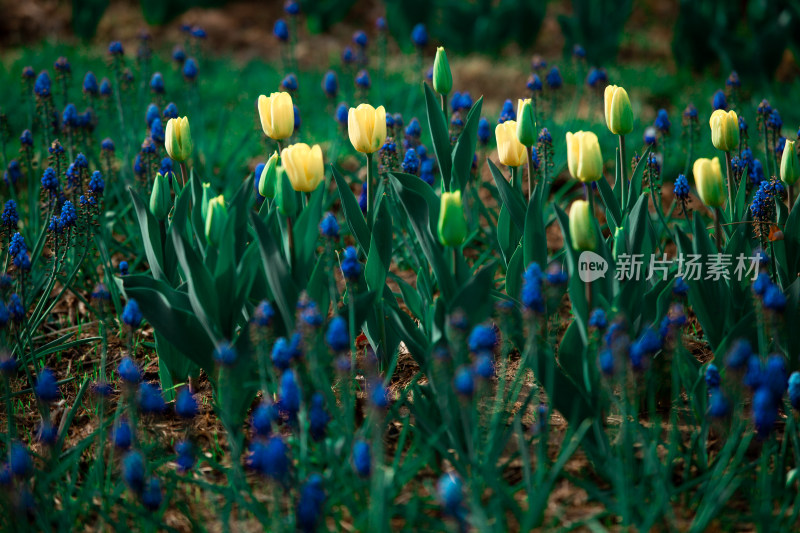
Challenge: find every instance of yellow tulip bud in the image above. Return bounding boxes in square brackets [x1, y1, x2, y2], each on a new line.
[516, 99, 536, 147]
[149, 172, 171, 221]
[205, 195, 228, 246]
[281, 143, 325, 193]
[692, 157, 725, 208]
[258, 92, 295, 140]
[569, 200, 596, 251]
[165, 116, 193, 162]
[433, 47, 452, 96]
[709, 109, 739, 152]
[348, 104, 387, 154]
[566, 131, 603, 183]
[604, 85, 634, 135]
[780, 139, 798, 186]
[495, 121, 527, 167]
[258, 152, 279, 199]
[437, 191, 467, 247]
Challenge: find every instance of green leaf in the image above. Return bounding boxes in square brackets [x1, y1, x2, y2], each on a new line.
[424, 83, 453, 190]
[251, 212, 299, 334]
[597, 176, 622, 229]
[488, 159, 526, 232]
[365, 197, 392, 292]
[449, 261, 498, 326]
[625, 145, 652, 210]
[122, 275, 215, 372]
[451, 96, 483, 192]
[523, 184, 547, 267]
[332, 165, 370, 251]
[389, 174, 456, 302]
[129, 187, 165, 280]
[505, 245, 524, 301]
[171, 229, 222, 342]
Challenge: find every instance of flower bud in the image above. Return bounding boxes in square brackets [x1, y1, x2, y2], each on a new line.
[348, 104, 387, 154]
[165, 116, 193, 162]
[258, 92, 295, 140]
[204, 195, 228, 246]
[516, 99, 536, 147]
[201, 182, 212, 221]
[566, 131, 603, 183]
[569, 199, 596, 251]
[275, 166, 297, 217]
[433, 47, 452, 96]
[709, 109, 739, 152]
[495, 121, 526, 167]
[437, 191, 467, 247]
[693, 157, 725, 208]
[604, 85, 633, 135]
[281, 143, 324, 192]
[780, 139, 798, 186]
[149, 172, 171, 221]
[259, 152, 279, 199]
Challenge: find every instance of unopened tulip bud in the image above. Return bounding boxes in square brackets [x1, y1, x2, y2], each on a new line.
[709, 109, 739, 152]
[258, 92, 294, 140]
[165, 116, 193, 162]
[275, 166, 297, 217]
[780, 139, 798, 186]
[604, 85, 633, 135]
[495, 121, 526, 167]
[437, 191, 467, 247]
[693, 157, 725, 208]
[516, 99, 536, 147]
[433, 47, 452, 96]
[259, 152, 279, 199]
[569, 199, 596, 251]
[566, 131, 603, 183]
[205, 195, 228, 246]
[149, 172, 171, 221]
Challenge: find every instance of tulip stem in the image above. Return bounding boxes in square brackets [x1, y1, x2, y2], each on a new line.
[441, 93, 448, 124]
[714, 207, 723, 252]
[179, 162, 188, 188]
[724, 151, 734, 217]
[366, 152, 375, 230]
[526, 146, 533, 202]
[618, 135, 627, 211]
[788, 185, 794, 213]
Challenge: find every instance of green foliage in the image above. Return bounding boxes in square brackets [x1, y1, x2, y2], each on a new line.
[558, 0, 633, 64]
[672, 0, 799, 81]
[384, 0, 548, 54]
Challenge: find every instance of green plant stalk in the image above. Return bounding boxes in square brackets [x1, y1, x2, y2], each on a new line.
[440, 93, 448, 126]
[714, 207, 723, 252]
[762, 126, 771, 178]
[619, 134, 627, 211]
[347, 280, 357, 437]
[724, 151, 734, 217]
[366, 152, 375, 230]
[526, 145, 533, 202]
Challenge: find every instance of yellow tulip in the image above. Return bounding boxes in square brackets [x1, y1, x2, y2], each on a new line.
[258, 92, 295, 140]
[165, 116, 193, 162]
[281, 143, 324, 192]
[495, 121, 527, 167]
[348, 104, 387, 154]
[692, 157, 725, 208]
[569, 200, 596, 251]
[566, 131, 603, 183]
[709, 109, 739, 152]
[604, 85, 634, 135]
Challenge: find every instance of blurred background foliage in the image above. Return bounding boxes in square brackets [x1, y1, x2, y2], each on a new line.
[50, 0, 800, 83]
